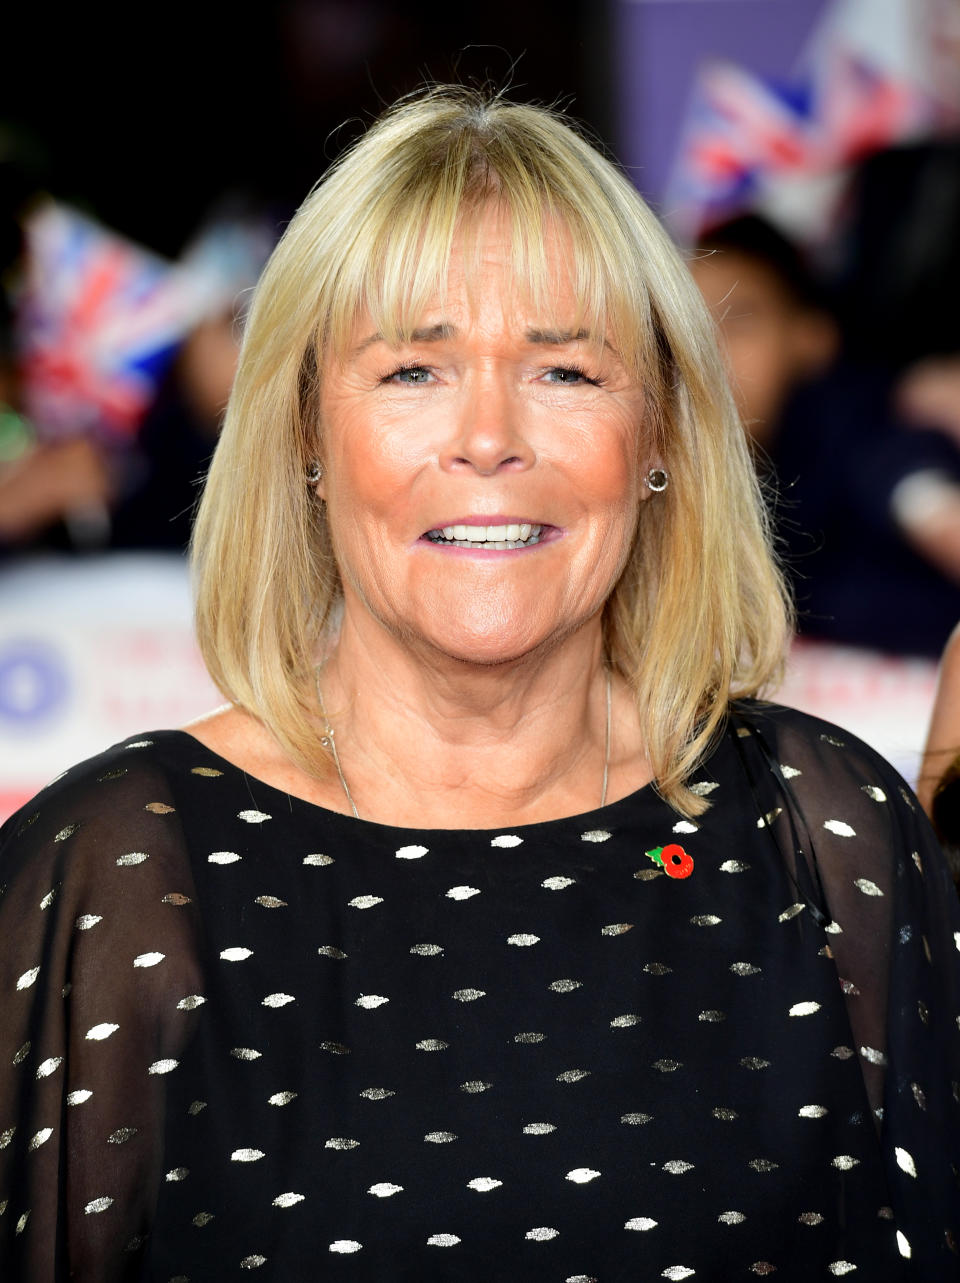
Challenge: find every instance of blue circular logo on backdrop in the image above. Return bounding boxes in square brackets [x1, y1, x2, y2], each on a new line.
[0, 641, 70, 723]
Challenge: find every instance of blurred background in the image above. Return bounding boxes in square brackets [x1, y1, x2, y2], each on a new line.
[2, 0, 959, 815]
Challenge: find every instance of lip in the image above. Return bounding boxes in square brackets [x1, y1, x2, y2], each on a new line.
[422, 515, 550, 530]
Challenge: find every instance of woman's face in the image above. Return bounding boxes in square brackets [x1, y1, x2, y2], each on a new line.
[317, 208, 652, 668]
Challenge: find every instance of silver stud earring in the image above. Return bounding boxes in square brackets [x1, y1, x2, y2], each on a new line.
[645, 467, 669, 492]
[307, 461, 323, 485]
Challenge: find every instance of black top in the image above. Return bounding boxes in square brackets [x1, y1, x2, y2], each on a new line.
[2, 702, 959, 1282]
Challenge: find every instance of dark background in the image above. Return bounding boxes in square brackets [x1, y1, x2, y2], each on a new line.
[2, 0, 613, 257]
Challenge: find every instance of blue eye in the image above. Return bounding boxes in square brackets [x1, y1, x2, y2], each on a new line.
[387, 365, 431, 384]
[544, 366, 597, 386]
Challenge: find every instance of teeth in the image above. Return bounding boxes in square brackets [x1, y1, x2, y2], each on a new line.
[427, 523, 542, 549]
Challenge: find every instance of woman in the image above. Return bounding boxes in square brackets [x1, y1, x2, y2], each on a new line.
[2, 88, 958, 1282]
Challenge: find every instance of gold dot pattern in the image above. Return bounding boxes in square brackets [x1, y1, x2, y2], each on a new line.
[0, 704, 958, 1278]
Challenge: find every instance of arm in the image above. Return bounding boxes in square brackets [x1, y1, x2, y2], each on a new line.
[755, 708, 960, 1276]
[897, 355, 960, 451]
[889, 473, 960, 587]
[0, 750, 204, 1281]
[918, 619, 960, 815]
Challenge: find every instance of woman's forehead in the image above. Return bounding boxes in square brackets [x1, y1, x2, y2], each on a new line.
[341, 316, 612, 363]
[340, 303, 612, 360]
[321, 198, 641, 365]
[347, 239, 604, 346]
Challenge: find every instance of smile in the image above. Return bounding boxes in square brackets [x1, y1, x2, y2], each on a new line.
[424, 523, 543, 550]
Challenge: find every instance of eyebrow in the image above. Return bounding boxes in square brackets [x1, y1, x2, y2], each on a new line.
[526, 327, 615, 355]
[350, 323, 455, 356]
[524, 327, 595, 345]
[350, 324, 604, 356]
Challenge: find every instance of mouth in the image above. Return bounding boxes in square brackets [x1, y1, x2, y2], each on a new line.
[422, 522, 544, 550]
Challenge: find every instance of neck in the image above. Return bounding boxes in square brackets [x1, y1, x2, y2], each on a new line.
[316, 608, 647, 828]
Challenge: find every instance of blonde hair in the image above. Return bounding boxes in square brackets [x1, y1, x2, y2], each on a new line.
[191, 85, 791, 816]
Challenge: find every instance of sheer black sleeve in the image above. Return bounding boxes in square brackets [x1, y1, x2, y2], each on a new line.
[0, 741, 205, 1282]
[742, 705, 960, 1276]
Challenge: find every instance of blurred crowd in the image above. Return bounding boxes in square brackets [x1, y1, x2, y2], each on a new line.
[691, 144, 960, 659]
[0, 180, 273, 553]
[1, 2, 960, 663]
[0, 0, 600, 558]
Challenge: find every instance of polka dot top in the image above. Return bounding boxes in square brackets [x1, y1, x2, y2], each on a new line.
[2, 702, 959, 1281]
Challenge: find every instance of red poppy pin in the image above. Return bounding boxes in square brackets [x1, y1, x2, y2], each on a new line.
[644, 843, 694, 879]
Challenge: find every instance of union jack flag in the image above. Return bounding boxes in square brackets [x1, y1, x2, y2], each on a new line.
[665, 60, 816, 236]
[18, 203, 205, 443]
[664, 0, 949, 242]
[815, 47, 930, 165]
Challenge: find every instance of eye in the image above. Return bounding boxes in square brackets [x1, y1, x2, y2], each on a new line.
[383, 364, 433, 385]
[542, 365, 600, 387]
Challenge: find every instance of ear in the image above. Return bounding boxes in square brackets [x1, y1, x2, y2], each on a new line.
[638, 414, 659, 503]
[306, 457, 326, 500]
[791, 309, 839, 380]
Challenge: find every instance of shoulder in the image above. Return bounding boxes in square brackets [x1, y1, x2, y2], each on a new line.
[730, 699, 936, 872]
[0, 734, 211, 1036]
[732, 699, 914, 797]
[2, 730, 210, 843]
[729, 699, 955, 902]
[0, 731, 228, 910]
[184, 704, 340, 807]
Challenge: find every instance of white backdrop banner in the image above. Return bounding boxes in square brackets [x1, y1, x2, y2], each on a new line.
[0, 555, 219, 821]
[0, 555, 940, 823]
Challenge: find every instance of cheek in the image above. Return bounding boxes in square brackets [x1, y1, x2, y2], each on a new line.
[324, 406, 420, 523]
[578, 424, 643, 519]
[563, 449, 642, 591]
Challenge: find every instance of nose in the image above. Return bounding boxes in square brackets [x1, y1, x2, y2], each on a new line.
[439, 372, 535, 476]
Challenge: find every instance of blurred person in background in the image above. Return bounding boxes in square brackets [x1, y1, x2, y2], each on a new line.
[691, 213, 960, 659]
[0, 2, 601, 558]
[0, 139, 114, 550]
[918, 618, 960, 885]
[0, 186, 273, 554]
[1, 87, 958, 1282]
[109, 200, 277, 550]
[838, 142, 960, 376]
[841, 139, 960, 609]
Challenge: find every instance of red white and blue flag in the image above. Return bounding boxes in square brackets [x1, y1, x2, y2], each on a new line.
[665, 61, 816, 235]
[665, 0, 960, 241]
[18, 203, 205, 443]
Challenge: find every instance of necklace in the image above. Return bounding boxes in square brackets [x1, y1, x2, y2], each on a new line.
[315, 669, 360, 819]
[315, 666, 613, 821]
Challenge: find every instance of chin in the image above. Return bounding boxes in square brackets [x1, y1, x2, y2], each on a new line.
[413, 615, 569, 669]
[430, 641, 543, 669]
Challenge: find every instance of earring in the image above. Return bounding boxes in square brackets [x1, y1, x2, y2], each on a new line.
[645, 467, 668, 492]
[307, 460, 323, 485]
